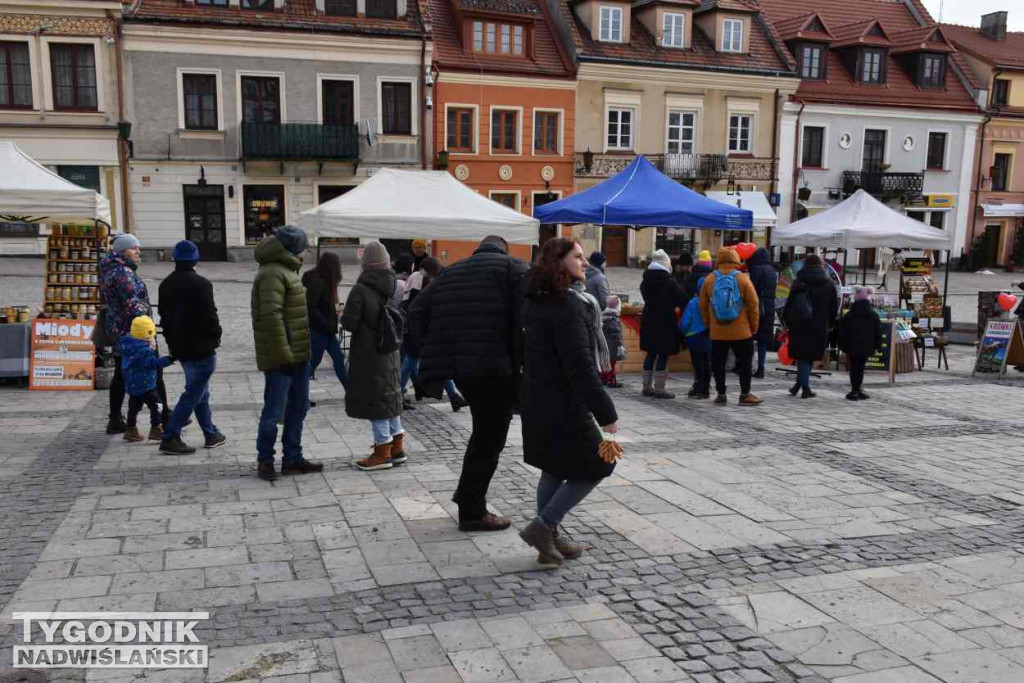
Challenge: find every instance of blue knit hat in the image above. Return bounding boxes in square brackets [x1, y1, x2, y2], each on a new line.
[275, 226, 308, 256]
[172, 239, 199, 262]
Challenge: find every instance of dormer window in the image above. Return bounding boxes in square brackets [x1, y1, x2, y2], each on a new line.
[993, 79, 1010, 105]
[241, 0, 272, 9]
[860, 48, 884, 84]
[800, 44, 824, 79]
[722, 18, 743, 52]
[471, 20, 525, 55]
[600, 6, 623, 43]
[919, 53, 944, 89]
[324, 0, 356, 15]
[663, 13, 685, 48]
[366, 0, 397, 19]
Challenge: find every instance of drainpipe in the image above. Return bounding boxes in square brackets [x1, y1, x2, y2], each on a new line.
[420, 30, 428, 170]
[109, 10, 131, 234]
[969, 68, 1001, 268]
[768, 87, 780, 250]
[788, 98, 805, 223]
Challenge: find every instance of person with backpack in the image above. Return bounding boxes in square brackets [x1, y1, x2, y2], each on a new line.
[698, 247, 761, 406]
[640, 249, 686, 399]
[746, 248, 778, 379]
[782, 254, 839, 398]
[341, 241, 406, 471]
[680, 277, 711, 399]
[837, 286, 882, 401]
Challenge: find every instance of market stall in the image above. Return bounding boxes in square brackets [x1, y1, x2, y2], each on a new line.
[705, 191, 777, 244]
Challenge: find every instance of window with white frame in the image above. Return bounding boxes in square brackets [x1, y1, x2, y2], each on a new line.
[663, 13, 685, 48]
[182, 73, 218, 130]
[728, 113, 752, 153]
[607, 106, 633, 150]
[667, 111, 695, 155]
[599, 6, 623, 43]
[721, 19, 743, 52]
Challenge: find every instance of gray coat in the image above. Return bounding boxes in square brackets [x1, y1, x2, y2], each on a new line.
[585, 265, 610, 311]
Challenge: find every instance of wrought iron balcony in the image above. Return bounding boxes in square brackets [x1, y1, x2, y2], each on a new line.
[661, 153, 729, 182]
[842, 171, 924, 199]
[240, 122, 360, 161]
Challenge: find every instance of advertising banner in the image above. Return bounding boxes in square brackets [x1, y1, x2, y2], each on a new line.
[974, 320, 1024, 378]
[29, 318, 95, 390]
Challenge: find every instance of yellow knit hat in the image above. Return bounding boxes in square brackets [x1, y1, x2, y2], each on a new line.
[698, 250, 712, 263]
[130, 315, 156, 340]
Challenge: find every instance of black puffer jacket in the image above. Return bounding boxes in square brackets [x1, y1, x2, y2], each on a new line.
[157, 263, 221, 361]
[783, 265, 838, 361]
[341, 269, 402, 421]
[302, 270, 338, 336]
[408, 243, 530, 381]
[521, 291, 618, 481]
[640, 268, 686, 356]
[747, 248, 778, 344]
[837, 300, 883, 358]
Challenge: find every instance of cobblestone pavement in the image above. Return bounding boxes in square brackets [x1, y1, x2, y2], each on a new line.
[4, 270, 1024, 682]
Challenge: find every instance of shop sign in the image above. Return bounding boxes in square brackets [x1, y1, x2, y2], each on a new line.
[927, 194, 955, 208]
[0, 222, 40, 237]
[29, 319, 96, 390]
[973, 319, 1024, 378]
[901, 257, 932, 275]
[57, 166, 101, 193]
[864, 320, 896, 384]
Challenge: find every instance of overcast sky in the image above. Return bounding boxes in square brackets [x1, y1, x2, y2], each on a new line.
[921, 0, 1024, 30]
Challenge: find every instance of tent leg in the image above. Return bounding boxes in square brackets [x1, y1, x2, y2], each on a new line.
[942, 249, 951, 331]
[842, 249, 848, 286]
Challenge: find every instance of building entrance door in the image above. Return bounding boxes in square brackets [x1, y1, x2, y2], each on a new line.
[183, 185, 227, 261]
[983, 223, 1003, 266]
[603, 226, 628, 267]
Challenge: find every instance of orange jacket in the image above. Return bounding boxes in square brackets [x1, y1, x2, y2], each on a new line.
[699, 248, 760, 341]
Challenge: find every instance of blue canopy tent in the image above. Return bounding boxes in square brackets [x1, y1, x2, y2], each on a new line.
[534, 155, 753, 230]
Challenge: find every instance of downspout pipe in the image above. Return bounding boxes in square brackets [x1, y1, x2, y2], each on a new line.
[109, 9, 131, 234]
[420, 30, 428, 170]
[788, 98, 806, 259]
[968, 66, 1001, 268]
[768, 87, 779, 250]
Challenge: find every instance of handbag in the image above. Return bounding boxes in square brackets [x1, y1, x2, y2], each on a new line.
[91, 308, 113, 349]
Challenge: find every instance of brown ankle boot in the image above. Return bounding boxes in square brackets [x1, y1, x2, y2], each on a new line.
[123, 427, 144, 443]
[356, 443, 393, 471]
[148, 425, 164, 441]
[551, 526, 584, 560]
[519, 519, 564, 565]
[390, 433, 407, 465]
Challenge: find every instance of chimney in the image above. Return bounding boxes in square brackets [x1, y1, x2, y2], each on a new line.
[980, 11, 1007, 41]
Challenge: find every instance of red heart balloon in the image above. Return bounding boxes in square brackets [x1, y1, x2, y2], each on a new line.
[998, 293, 1019, 313]
[735, 242, 757, 261]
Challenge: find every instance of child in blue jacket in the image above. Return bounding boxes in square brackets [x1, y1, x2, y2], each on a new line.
[680, 277, 711, 399]
[119, 315, 174, 443]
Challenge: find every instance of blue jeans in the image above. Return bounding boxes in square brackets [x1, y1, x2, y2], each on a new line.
[371, 417, 403, 445]
[643, 353, 668, 371]
[164, 354, 218, 440]
[536, 471, 600, 527]
[797, 360, 813, 390]
[310, 331, 347, 386]
[757, 341, 768, 371]
[401, 355, 459, 399]
[257, 363, 310, 465]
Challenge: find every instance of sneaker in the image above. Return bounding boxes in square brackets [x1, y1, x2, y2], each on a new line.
[846, 392, 860, 401]
[148, 425, 164, 441]
[713, 394, 727, 405]
[738, 393, 762, 406]
[204, 432, 227, 449]
[123, 427, 144, 443]
[159, 436, 196, 455]
[459, 513, 512, 532]
[257, 463, 277, 481]
[281, 458, 324, 475]
[856, 390, 870, 400]
[106, 416, 127, 435]
[450, 393, 469, 412]
[752, 368, 765, 379]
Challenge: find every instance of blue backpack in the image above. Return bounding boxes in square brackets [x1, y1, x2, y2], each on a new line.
[679, 297, 706, 337]
[711, 270, 743, 322]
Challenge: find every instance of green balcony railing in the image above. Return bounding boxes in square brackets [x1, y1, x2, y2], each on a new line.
[240, 122, 360, 161]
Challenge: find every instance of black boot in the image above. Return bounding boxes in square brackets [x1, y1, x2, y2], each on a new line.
[788, 382, 801, 396]
[106, 415, 127, 434]
[257, 463, 277, 481]
[450, 393, 468, 412]
[752, 367, 765, 379]
[801, 387, 817, 399]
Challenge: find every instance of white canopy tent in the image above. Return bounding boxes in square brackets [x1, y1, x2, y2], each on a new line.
[774, 189, 952, 250]
[298, 168, 539, 243]
[705, 191, 777, 231]
[0, 140, 111, 224]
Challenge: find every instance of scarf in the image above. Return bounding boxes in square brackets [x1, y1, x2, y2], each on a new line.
[569, 281, 611, 373]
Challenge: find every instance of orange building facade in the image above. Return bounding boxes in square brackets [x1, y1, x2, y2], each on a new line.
[428, 0, 576, 263]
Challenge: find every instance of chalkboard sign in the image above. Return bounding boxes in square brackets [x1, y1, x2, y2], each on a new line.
[865, 320, 896, 383]
[0, 222, 40, 237]
[901, 257, 932, 275]
[973, 320, 1024, 378]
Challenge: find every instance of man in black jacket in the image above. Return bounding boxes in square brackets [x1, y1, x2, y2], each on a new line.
[408, 236, 529, 531]
[157, 240, 225, 455]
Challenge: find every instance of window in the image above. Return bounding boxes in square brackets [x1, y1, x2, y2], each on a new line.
[862, 129, 886, 172]
[243, 185, 285, 244]
[501, 25, 510, 53]
[50, 44, 97, 111]
[722, 18, 743, 52]
[0, 42, 32, 109]
[514, 26, 524, 54]
[473, 21, 483, 51]
[486, 22, 496, 52]
[663, 13, 685, 48]
[491, 192, 518, 209]
[926, 131, 946, 170]
[728, 114, 752, 153]
[241, 0, 272, 9]
[801, 126, 824, 168]
[182, 73, 217, 130]
[447, 107, 474, 152]
[322, 80, 354, 125]
[800, 44, 823, 79]
[365, 0, 397, 18]
[241, 76, 280, 124]
[599, 6, 623, 43]
[381, 81, 412, 135]
[993, 78, 1010, 106]
[471, 22, 524, 55]
[861, 49, 883, 84]
[324, 0, 356, 15]
[992, 153, 1011, 192]
[606, 107, 633, 150]
[920, 54, 944, 89]
[929, 211, 944, 230]
[666, 111, 695, 155]
[196, 0, 228, 6]
[491, 109, 518, 153]
[534, 111, 559, 154]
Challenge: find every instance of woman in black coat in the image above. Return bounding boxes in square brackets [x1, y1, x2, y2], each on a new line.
[782, 254, 838, 398]
[837, 287, 883, 401]
[304, 252, 347, 388]
[640, 251, 686, 399]
[746, 248, 778, 378]
[519, 238, 619, 566]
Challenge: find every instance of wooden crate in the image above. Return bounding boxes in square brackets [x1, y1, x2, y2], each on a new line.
[618, 314, 692, 374]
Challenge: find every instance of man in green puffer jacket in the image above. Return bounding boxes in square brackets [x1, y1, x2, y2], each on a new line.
[251, 226, 321, 481]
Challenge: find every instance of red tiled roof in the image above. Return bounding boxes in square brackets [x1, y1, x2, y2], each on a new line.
[696, 0, 756, 13]
[889, 26, 954, 54]
[774, 13, 834, 42]
[559, 0, 793, 75]
[941, 23, 1024, 70]
[129, 0, 424, 38]
[830, 19, 892, 48]
[752, 0, 978, 111]
[428, 0, 573, 76]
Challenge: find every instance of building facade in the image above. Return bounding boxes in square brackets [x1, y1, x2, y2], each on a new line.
[122, 0, 431, 260]
[758, 0, 984, 266]
[547, 0, 799, 265]
[944, 12, 1024, 268]
[0, 0, 126, 255]
[429, 0, 576, 263]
